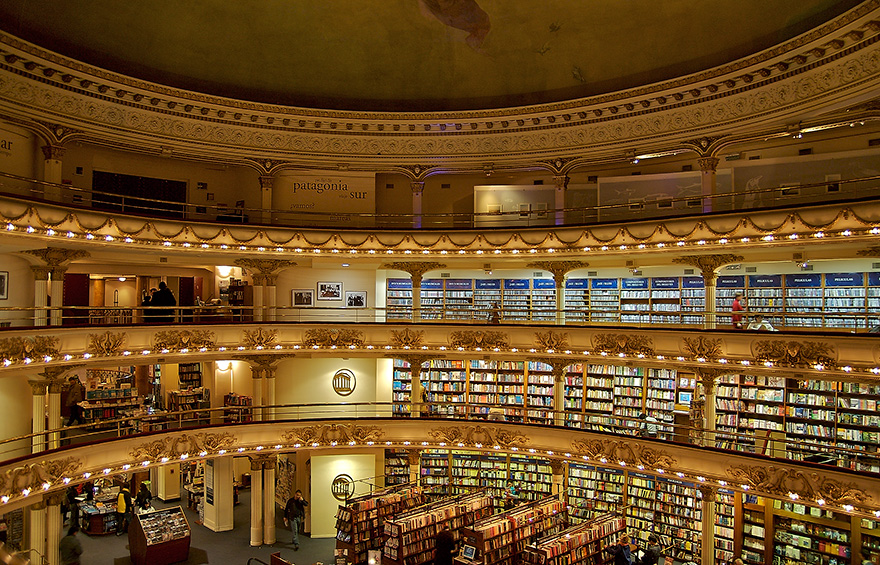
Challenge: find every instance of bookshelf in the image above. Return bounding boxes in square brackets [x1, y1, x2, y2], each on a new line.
[167, 388, 210, 424]
[445, 279, 475, 321]
[650, 277, 682, 324]
[741, 494, 767, 564]
[655, 476, 702, 562]
[129, 506, 191, 565]
[589, 279, 619, 323]
[783, 273, 824, 328]
[681, 276, 705, 325]
[387, 279, 413, 320]
[620, 277, 650, 325]
[531, 279, 557, 322]
[525, 361, 554, 425]
[563, 279, 589, 323]
[382, 493, 493, 565]
[474, 280, 503, 321]
[716, 275, 745, 328]
[424, 359, 468, 417]
[625, 471, 655, 545]
[502, 279, 531, 322]
[177, 362, 202, 388]
[645, 368, 676, 436]
[420, 450, 451, 497]
[747, 274, 784, 326]
[771, 499, 852, 565]
[508, 457, 552, 501]
[451, 451, 482, 496]
[566, 464, 624, 524]
[223, 393, 252, 423]
[335, 484, 425, 565]
[420, 279, 444, 320]
[611, 366, 645, 432]
[83, 386, 140, 423]
[392, 359, 412, 416]
[385, 449, 412, 486]
[824, 272, 867, 329]
[459, 496, 565, 565]
[521, 513, 626, 565]
[715, 489, 736, 565]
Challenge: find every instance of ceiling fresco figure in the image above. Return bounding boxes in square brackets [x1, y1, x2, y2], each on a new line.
[419, 0, 490, 49]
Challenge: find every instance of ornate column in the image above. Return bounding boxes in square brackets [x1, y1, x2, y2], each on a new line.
[399, 355, 430, 417]
[50, 266, 67, 326]
[527, 261, 588, 325]
[47, 378, 64, 449]
[698, 156, 720, 214]
[31, 266, 50, 327]
[41, 144, 65, 201]
[46, 491, 64, 565]
[29, 380, 47, 453]
[234, 259, 296, 322]
[531, 358, 573, 427]
[264, 366, 277, 421]
[251, 366, 264, 422]
[411, 181, 425, 229]
[406, 449, 421, 484]
[259, 174, 274, 224]
[673, 254, 743, 329]
[23, 248, 90, 327]
[381, 263, 445, 322]
[699, 484, 717, 565]
[262, 455, 277, 545]
[249, 456, 264, 546]
[28, 499, 46, 562]
[696, 369, 723, 448]
[549, 460, 566, 498]
[553, 174, 569, 225]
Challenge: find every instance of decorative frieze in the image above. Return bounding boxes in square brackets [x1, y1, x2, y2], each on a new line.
[0, 456, 81, 494]
[429, 425, 529, 450]
[302, 328, 364, 348]
[87, 331, 126, 357]
[525, 261, 589, 287]
[281, 423, 384, 445]
[753, 339, 836, 368]
[0, 335, 59, 362]
[243, 328, 278, 349]
[727, 464, 870, 506]
[129, 432, 237, 462]
[592, 333, 654, 357]
[534, 331, 569, 351]
[153, 329, 216, 351]
[448, 330, 509, 350]
[390, 328, 424, 349]
[682, 335, 723, 361]
[571, 439, 676, 469]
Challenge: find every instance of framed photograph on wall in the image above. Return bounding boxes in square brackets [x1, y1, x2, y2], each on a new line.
[0, 271, 7, 300]
[292, 289, 314, 307]
[317, 281, 342, 300]
[345, 291, 366, 308]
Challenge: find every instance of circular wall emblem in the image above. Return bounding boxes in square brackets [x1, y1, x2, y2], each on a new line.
[331, 473, 355, 501]
[332, 368, 356, 396]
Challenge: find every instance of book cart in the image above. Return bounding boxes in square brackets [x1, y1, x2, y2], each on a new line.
[382, 492, 493, 565]
[520, 513, 626, 565]
[335, 483, 426, 565]
[128, 506, 191, 565]
[456, 496, 565, 565]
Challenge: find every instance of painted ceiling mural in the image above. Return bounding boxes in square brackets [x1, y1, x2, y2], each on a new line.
[0, 0, 864, 111]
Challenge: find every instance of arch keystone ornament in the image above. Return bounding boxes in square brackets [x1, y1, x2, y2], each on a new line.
[571, 439, 676, 469]
[592, 333, 654, 357]
[753, 340, 836, 368]
[390, 328, 425, 349]
[281, 423, 384, 445]
[153, 329, 215, 351]
[429, 425, 529, 450]
[302, 328, 364, 348]
[449, 330, 510, 350]
[129, 432, 237, 461]
[87, 331, 126, 356]
[243, 327, 278, 349]
[726, 464, 870, 506]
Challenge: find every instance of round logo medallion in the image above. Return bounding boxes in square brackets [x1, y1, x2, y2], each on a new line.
[332, 368, 356, 396]
[331, 473, 355, 501]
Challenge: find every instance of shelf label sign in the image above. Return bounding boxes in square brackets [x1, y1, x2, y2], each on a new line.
[475, 279, 501, 289]
[622, 277, 648, 289]
[748, 275, 781, 287]
[591, 278, 618, 289]
[205, 459, 214, 506]
[422, 279, 443, 289]
[651, 277, 679, 289]
[445, 279, 473, 290]
[869, 272, 880, 286]
[682, 277, 704, 289]
[825, 273, 864, 286]
[785, 274, 822, 287]
[717, 276, 745, 287]
[533, 279, 555, 289]
[387, 278, 413, 289]
[504, 279, 530, 289]
[565, 278, 588, 289]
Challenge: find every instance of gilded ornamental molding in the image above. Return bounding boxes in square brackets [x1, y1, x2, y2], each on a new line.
[0, 456, 81, 494]
[281, 423, 384, 445]
[381, 262, 446, 285]
[22, 247, 90, 267]
[129, 432, 237, 462]
[753, 339, 837, 368]
[429, 425, 529, 450]
[525, 261, 588, 286]
[592, 333, 654, 357]
[727, 464, 871, 506]
[302, 328, 364, 348]
[449, 330, 510, 350]
[87, 331, 126, 357]
[243, 328, 278, 349]
[534, 331, 569, 351]
[571, 439, 676, 469]
[671, 254, 745, 278]
[0, 335, 59, 362]
[153, 329, 216, 351]
[390, 328, 425, 349]
[681, 335, 723, 361]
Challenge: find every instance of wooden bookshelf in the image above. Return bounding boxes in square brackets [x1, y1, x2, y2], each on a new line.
[521, 513, 626, 565]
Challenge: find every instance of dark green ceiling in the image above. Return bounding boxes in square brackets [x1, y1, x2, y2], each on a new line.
[0, 0, 864, 111]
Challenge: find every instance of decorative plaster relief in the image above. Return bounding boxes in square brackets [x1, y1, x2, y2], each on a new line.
[429, 425, 529, 450]
[727, 464, 870, 506]
[281, 423, 384, 445]
[128, 432, 237, 461]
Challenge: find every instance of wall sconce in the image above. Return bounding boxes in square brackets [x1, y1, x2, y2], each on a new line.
[217, 266, 233, 278]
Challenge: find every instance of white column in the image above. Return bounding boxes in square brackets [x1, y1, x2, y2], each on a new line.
[266, 280, 278, 322]
[252, 286, 265, 322]
[251, 369, 263, 422]
[32, 267, 50, 327]
[259, 175, 274, 225]
[203, 458, 234, 532]
[411, 182, 424, 229]
[704, 272, 718, 330]
[250, 458, 264, 547]
[263, 462, 276, 545]
[700, 485, 716, 565]
[412, 278, 422, 322]
[41, 145, 65, 202]
[701, 372, 718, 448]
[553, 371, 565, 427]
[30, 381, 47, 453]
[698, 157, 720, 214]
[49, 267, 66, 326]
[553, 175, 568, 226]
[28, 501, 46, 562]
[47, 494, 63, 565]
[555, 277, 565, 326]
[265, 369, 276, 421]
[48, 380, 63, 449]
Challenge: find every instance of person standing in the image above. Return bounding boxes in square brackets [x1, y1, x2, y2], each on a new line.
[731, 292, 746, 329]
[153, 281, 177, 323]
[135, 483, 152, 513]
[59, 524, 83, 565]
[488, 302, 501, 324]
[283, 489, 308, 550]
[638, 412, 659, 439]
[65, 376, 86, 426]
[605, 534, 636, 565]
[116, 486, 132, 535]
[641, 534, 662, 565]
[435, 524, 456, 565]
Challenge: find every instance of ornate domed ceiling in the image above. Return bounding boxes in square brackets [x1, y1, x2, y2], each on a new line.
[0, 0, 863, 112]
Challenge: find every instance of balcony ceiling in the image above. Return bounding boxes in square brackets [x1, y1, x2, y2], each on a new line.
[0, 0, 863, 112]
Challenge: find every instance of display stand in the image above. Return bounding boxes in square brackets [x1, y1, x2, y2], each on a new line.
[79, 499, 117, 535]
[129, 506, 191, 565]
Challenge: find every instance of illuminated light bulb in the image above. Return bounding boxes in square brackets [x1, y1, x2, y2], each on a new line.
[142, 461, 150, 466]
[26, 226, 35, 233]
[122, 464, 131, 470]
[788, 492, 799, 500]
[5, 224, 13, 231]
[843, 230, 852, 236]
[676, 241, 685, 246]
[697, 240, 706, 245]
[67, 231, 75, 238]
[815, 232, 825, 238]
[719, 238, 728, 244]
[843, 504, 854, 512]
[221, 244, 229, 249]
[47, 229, 56, 236]
[657, 243, 665, 247]
[529, 249, 537, 253]
[817, 499, 825, 505]
[163, 241, 172, 246]
[788, 234, 798, 240]
[86, 233, 94, 239]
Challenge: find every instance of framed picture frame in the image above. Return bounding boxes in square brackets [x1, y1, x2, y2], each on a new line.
[345, 291, 367, 308]
[292, 289, 314, 307]
[0, 271, 7, 300]
[317, 281, 343, 300]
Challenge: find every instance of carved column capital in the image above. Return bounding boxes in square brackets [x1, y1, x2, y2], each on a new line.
[46, 491, 66, 506]
[251, 273, 266, 286]
[249, 454, 277, 470]
[259, 175, 275, 190]
[553, 175, 569, 191]
[405, 449, 422, 466]
[698, 484, 718, 498]
[381, 262, 446, 288]
[41, 144, 66, 161]
[233, 259, 296, 282]
[671, 254, 743, 282]
[48, 379, 66, 394]
[697, 156, 720, 173]
[50, 265, 68, 280]
[23, 247, 90, 269]
[29, 380, 48, 395]
[526, 261, 588, 288]
[410, 181, 425, 195]
[30, 266, 51, 281]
